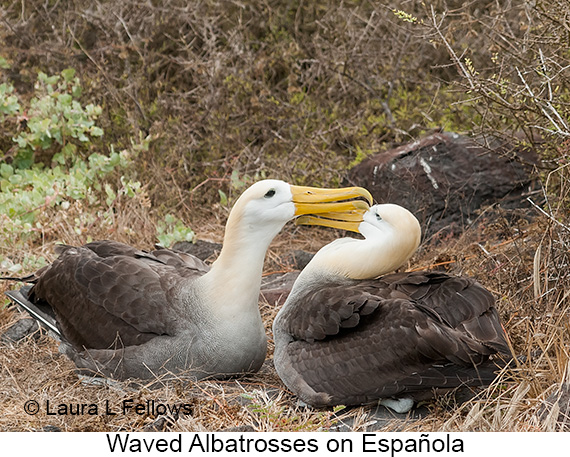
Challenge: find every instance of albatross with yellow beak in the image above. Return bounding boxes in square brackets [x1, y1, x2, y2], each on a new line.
[3, 179, 372, 381]
[272, 203, 511, 412]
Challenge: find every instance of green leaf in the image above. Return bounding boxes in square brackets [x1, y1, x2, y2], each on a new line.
[72, 85, 82, 98]
[230, 169, 246, 190]
[62, 143, 77, 158]
[13, 148, 34, 169]
[39, 73, 59, 86]
[104, 183, 116, 206]
[61, 68, 76, 82]
[218, 189, 228, 206]
[52, 152, 66, 165]
[0, 163, 14, 178]
[90, 126, 104, 137]
[57, 93, 73, 106]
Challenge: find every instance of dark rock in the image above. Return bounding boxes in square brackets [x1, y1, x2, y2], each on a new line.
[345, 132, 539, 239]
[172, 239, 222, 262]
[280, 250, 314, 270]
[221, 425, 256, 432]
[42, 425, 62, 432]
[260, 271, 300, 308]
[143, 417, 168, 432]
[1, 318, 38, 343]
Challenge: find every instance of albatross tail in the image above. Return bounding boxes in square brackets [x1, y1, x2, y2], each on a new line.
[4, 288, 61, 338]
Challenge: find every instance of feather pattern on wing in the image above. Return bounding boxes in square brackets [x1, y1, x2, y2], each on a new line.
[275, 271, 510, 406]
[28, 241, 209, 349]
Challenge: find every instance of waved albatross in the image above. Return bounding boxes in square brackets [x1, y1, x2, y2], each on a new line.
[273, 203, 511, 412]
[3, 179, 372, 381]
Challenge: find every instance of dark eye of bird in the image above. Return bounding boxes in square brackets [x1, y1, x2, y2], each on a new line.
[375, 213, 382, 221]
[264, 189, 276, 198]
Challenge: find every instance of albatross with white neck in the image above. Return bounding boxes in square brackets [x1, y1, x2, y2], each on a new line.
[273, 203, 511, 412]
[3, 179, 372, 381]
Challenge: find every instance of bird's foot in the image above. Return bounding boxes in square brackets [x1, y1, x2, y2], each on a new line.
[379, 397, 414, 414]
[77, 374, 113, 386]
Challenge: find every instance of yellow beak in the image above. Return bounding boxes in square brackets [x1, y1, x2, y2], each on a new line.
[294, 208, 366, 233]
[291, 185, 371, 232]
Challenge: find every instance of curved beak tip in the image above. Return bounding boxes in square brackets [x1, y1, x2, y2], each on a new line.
[291, 185, 373, 217]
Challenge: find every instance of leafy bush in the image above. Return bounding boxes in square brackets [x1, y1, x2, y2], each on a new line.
[2, 69, 104, 169]
[0, 82, 19, 118]
[156, 214, 195, 247]
[0, 65, 193, 273]
[0, 1, 487, 212]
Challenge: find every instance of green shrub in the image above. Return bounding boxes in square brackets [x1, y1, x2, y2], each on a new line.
[0, 66, 192, 273]
[156, 214, 195, 247]
[2, 69, 104, 169]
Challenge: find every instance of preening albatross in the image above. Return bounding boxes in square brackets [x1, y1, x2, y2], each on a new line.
[3, 179, 372, 381]
[272, 204, 511, 412]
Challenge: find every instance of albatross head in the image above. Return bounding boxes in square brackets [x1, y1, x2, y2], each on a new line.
[296, 203, 421, 280]
[225, 179, 373, 247]
[359, 204, 422, 255]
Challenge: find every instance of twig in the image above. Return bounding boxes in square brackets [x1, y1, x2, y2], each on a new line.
[430, 5, 475, 90]
[409, 234, 524, 272]
[188, 177, 228, 208]
[516, 66, 570, 137]
[192, 382, 237, 421]
[67, 26, 123, 110]
[527, 197, 570, 233]
[113, 11, 145, 62]
[477, 242, 500, 267]
[17, 187, 61, 217]
[533, 243, 542, 300]
[538, 48, 553, 102]
[163, 167, 192, 215]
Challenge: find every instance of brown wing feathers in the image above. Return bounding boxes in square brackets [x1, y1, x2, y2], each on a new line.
[281, 281, 382, 342]
[281, 271, 510, 405]
[26, 241, 207, 350]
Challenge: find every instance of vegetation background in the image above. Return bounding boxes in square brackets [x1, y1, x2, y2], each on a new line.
[0, 0, 569, 431]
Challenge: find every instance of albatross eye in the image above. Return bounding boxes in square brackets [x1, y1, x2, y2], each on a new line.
[375, 212, 382, 221]
[264, 189, 276, 199]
